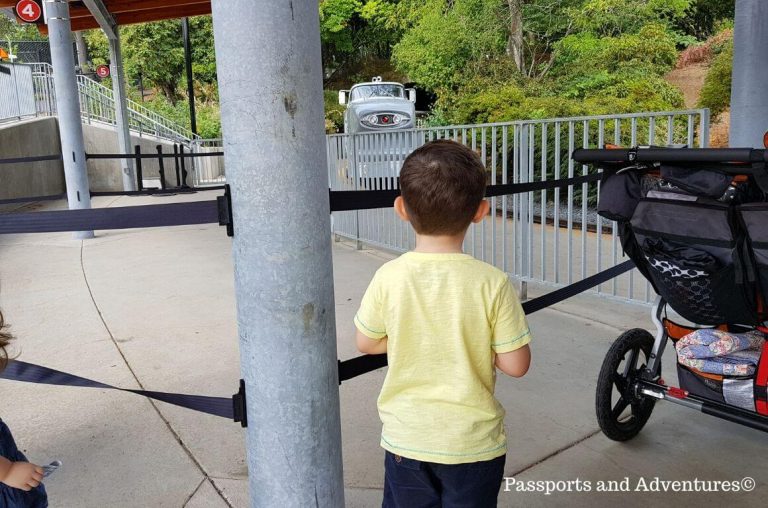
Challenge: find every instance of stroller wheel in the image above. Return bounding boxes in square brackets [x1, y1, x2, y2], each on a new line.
[595, 328, 657, 441]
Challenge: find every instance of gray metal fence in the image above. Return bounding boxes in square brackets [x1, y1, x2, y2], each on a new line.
[328, 109, 711, 304]
[0, 63, 36, 123]
[190, 138, 225, 186]
[0, 41, 55, 65]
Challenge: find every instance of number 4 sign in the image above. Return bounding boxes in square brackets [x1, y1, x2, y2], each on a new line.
[15, 0, 42, 23]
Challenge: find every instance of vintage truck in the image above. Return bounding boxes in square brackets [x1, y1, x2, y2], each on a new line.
[338, 77, 417, 134]
[338, 77, 416, 188]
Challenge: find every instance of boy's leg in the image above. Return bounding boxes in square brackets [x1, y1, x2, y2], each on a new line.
[382, 451, 441, 508]
[432, 453, 506, 508]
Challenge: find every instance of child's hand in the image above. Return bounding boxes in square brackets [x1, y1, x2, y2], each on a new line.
[1, 461, 44, 491]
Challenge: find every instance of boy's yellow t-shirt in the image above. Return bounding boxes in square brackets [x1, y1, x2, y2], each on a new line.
[354, 251, 531, 465]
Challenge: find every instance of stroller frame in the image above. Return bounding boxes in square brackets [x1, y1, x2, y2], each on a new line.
[574, 146, 768, 440]
[637, 297, 768, 433]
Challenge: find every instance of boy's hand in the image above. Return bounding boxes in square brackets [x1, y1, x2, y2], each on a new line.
[1, 461, 44, 491]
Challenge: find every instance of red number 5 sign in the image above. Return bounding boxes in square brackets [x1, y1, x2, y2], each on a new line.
[15, 0, 42, 23]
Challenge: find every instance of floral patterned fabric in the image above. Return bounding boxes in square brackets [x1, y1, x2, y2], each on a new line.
[675, 329, 765, 376]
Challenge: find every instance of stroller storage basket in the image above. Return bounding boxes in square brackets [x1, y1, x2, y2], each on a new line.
[630, 198, 756, 325]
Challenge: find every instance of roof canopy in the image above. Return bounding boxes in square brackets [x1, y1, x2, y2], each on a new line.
[0, 0, 211, 32]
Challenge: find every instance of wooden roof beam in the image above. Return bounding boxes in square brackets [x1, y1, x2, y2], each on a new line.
[66, 3, 212, 31]
[69, 0, 210, 19]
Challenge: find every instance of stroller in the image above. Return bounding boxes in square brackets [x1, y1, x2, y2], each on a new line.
[572, 146, 768, 440]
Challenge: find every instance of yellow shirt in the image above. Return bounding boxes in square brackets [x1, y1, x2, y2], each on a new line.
[354, 252, 531, 464]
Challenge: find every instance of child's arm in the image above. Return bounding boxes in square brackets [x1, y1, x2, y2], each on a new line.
[356, 330, 388, 355]
[0, 455, 44, 491]
[495, 344, 531, 377]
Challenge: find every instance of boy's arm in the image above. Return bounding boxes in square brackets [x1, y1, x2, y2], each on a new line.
[356, 330, 388, 355]
[495, 344, 531, 377]
[354, 271, 387, 354]
[492, 279, 532, 377]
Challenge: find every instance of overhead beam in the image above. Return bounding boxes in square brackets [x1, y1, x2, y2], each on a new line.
[66, 3, 212, 31]
[80, 0, 116, 39]
[70, 0, 209, 18]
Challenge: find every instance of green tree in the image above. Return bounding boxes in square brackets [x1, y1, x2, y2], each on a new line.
[84, 17, 216, 104]
[699, 38, 732, 118]
[392, 0, 508, 91]
[319, 0, 401, 84]
[0, 16, 45, 42]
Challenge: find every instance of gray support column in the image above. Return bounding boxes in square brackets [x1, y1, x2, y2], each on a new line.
[74, 32, 89, 74]
[44, 0, 93, 239]
[108, 31, 136, 191]
[729, 0, 768, 148]
[210, 1, 344, 507]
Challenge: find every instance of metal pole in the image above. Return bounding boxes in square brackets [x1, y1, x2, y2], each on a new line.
[730, 0, 768, 148]
[109, 31, 136, 191]
[74, 31, 89, 74]
[210, 1, 345, 506]
[182, 17, 197, 135]
[156, 144, 167, 190]
[44, 0, 93, 239]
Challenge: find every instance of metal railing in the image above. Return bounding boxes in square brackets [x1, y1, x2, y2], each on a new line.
[0, 63, 36, 123]
[31, 63, 197, 144]
[328, 109, 711, 304]
[190, 138, 225, 186]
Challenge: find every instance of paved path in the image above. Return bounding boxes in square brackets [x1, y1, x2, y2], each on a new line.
[0, 194, 765, 507]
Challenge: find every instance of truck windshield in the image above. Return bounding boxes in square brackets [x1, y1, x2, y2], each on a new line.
[350, 84, 404, 101]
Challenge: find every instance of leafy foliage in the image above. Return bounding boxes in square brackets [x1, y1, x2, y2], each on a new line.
[698, 38, 733, 119]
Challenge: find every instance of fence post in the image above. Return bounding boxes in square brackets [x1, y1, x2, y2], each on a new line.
[156, 144, 167, 190]
[350, 133, 362, 250]
[134, 145, 143, 191]
[179, 144, 188, 188]
[173, 144, 181, 187]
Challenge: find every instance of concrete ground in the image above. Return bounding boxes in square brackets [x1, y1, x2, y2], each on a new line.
[0, 193, 765, 507]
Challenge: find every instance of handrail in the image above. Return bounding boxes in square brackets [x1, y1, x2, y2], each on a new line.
[31, 62, 198, 144]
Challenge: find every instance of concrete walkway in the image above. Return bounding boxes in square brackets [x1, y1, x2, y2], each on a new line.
[0, 193, 765, 507]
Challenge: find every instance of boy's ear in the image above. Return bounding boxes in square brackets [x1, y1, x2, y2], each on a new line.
[472, 200, 490, 223]
[394, 196, 410, 222]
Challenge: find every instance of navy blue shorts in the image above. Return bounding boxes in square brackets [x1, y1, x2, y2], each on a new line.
[0, 419, 48, 508]
[382, 451, 505, 508]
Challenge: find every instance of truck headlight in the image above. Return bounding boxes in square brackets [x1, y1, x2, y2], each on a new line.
[361, 113, 411, 128]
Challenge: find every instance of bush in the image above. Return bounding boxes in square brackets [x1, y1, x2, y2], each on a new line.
[698, 39, 732, 118]
[324, 90, 345, 133]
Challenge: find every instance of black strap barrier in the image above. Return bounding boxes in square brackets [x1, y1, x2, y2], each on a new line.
[0, 361, 241, 422]
[0, 260, 636, 422]
[0, 193, 67, 206]
[0, 200, 222, 235]
[0, 172, 620, 423]
[86, 152, 224, 160]
[337, 259, 636, 383]
[328, 173, 602, 212]
[0, 154, 62, 165]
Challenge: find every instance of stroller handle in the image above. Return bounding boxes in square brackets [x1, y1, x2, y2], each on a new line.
[572, 147, 765, 164]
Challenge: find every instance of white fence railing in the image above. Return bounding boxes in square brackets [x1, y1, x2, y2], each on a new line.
[30, 63, 197, 144]
[0, 63, 36, 123]
[190, 138, 225, 186]
[328, 109, 711, 304]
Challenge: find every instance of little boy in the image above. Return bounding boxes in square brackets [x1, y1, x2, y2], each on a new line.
[354, 139, 532, 507]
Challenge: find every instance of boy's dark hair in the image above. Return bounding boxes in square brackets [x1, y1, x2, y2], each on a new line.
[399, 139, 487, 235]
[0, 310, 12, 371]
